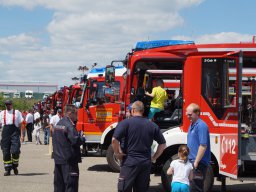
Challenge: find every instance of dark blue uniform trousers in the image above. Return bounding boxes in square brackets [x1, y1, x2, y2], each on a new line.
[118, 162, 151, 192]
[1, 125, 20, 171]
[190, 163, 207, 192]
[54, 163, 79, 192]
[26, 123, 33, 142]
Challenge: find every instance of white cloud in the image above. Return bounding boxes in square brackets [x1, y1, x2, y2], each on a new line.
[195, 32, 253, 44]
[1, 0, 253, 89]
[172, 32, 254, 44]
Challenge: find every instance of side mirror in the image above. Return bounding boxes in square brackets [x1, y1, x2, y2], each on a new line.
[105, 65, 115, 85]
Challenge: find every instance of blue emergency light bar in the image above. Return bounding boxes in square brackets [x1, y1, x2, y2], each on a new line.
[90, 67, 105, 73]
[89, 66, 125, 74]
[135, 40, 194, 50]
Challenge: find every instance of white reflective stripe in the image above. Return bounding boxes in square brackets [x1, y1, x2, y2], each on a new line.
[84, 135, 101, 143]
[201, 112, 238, 128]
[100, 122, 118, 144]
[219, 171, 237, 179]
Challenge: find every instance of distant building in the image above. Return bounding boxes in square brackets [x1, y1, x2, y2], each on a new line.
[0, 80, 58, 93]
[0, 81, 58, 99]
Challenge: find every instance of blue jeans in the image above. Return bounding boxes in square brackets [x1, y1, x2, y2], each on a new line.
[171, 182, 190, 192]
[148, 107, 162, 120]
[44, 128, 50, 144]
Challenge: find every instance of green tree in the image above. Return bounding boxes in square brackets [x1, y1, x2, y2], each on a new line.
[0, 96, 39, 111]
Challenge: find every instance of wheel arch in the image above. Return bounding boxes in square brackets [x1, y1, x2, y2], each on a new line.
[210, 151, 219, 177]
[156, 144, 181, 166]
[100, 123, 117, 150]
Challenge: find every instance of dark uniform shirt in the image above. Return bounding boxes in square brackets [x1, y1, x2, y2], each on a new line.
[52, 116, 85, 164]
[113, 116, 166, 166]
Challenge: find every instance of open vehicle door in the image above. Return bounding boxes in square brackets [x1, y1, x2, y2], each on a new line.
[217, 52, 243, 179]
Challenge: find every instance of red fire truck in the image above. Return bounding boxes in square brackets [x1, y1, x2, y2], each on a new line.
[105, 39, 256, 191]
[67, 83, 83, 106]
[76, 66, 127, 171]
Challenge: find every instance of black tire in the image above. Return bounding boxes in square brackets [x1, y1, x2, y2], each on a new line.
[161, 154, 178, 192]
[106, 144, 121, 172]
[204, 165, 214, 192]
[161, 155, 214, 192]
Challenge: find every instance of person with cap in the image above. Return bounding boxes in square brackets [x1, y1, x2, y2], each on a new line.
[0, 100, 23, 176]
[125, 103, 133, 119]
[52, 104, 85, 192]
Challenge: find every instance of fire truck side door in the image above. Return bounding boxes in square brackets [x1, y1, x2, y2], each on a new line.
[218, 54, 242, 179]
[199, 56, 242, 179]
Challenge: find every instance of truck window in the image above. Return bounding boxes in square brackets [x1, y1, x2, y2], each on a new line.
[202, 58, 236, 119]
[88, 81, 121, 102]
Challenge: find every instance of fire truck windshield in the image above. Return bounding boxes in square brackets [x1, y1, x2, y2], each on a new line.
[90, 81, 121, 101]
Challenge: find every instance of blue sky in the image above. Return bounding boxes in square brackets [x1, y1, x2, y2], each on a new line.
[0, 0, 255, 88]
[179, 0, 255, 36]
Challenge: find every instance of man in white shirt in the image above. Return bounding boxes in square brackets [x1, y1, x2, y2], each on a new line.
[34, 109, 41, 125]
[0, 100, 23, 176]
[25, 109, 34, 142]
[50, 109, 62, 128]
[49, 109, 62, 158]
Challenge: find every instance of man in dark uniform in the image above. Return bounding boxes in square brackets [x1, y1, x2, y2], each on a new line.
[52, 104, 85, 192]
[25, 109, 34, 142]
[112, 101, 166, 192]
[0, 100, 23, 176]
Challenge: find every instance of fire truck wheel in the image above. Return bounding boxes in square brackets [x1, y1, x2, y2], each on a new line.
[161, 154, 214, 192]
[106, 144, 121, 172]
[161, 154, 177, 192]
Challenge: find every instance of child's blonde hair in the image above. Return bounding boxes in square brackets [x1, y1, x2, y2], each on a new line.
[178, 145, 189, 162]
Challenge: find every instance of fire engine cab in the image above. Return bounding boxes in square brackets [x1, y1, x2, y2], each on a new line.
[105, 39, 256, 191]
[76, 66, 126, 171]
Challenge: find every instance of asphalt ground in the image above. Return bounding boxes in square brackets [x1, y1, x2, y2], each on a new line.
[0, 131, 256, 192]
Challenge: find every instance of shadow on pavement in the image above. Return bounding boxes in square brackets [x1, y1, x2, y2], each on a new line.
[211, 182, 256, 192]
[148, 184, 164, 192]
[87, 164, 114, 173]
[18, 173, 49, 176]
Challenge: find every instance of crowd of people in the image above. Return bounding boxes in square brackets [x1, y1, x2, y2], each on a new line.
[0, 97, 210, 192]
[19, 108, 61, 145]
[0, 100, 62, 176]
